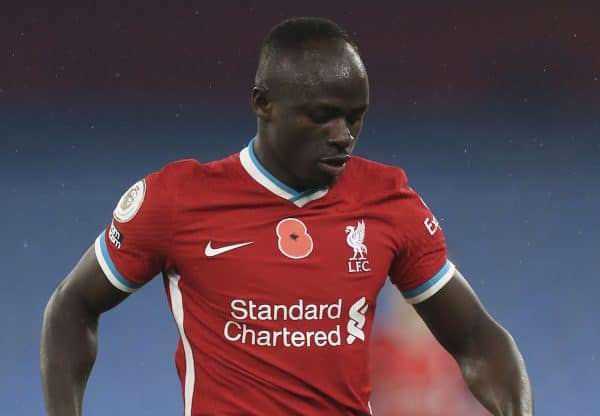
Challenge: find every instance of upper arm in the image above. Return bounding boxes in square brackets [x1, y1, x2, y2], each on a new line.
[50, 244, 130, 315]
[413, 268, 502, 358]
[50, 162, 188, 313]
[384, 175, 501, 355]
[387, 179, 454, 304]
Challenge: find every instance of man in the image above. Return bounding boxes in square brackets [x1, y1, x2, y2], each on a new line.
[41, 17, 533, 415]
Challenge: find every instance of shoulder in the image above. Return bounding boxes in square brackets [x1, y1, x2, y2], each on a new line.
[343, 156, 436, 229]
[113, 159, 204, 221]
[111, 160, 201, 223]
[344, 156, 410, 195]
[152, 153, 239, 185]
[110, 153, 239, 231]
[152, 158, 202, 184]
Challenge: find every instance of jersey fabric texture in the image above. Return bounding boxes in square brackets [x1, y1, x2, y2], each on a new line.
[95, 140, 455, 416]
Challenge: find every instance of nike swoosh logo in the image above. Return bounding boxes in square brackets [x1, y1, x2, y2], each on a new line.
[204, 241, 253, 257]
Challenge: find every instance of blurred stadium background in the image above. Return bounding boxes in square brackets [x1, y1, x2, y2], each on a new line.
[1, 2, 598, 415]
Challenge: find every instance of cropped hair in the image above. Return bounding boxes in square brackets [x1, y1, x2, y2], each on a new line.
[255, 17, 358, 87]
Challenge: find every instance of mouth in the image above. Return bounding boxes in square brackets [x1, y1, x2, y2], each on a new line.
[318, 155, 351, 176]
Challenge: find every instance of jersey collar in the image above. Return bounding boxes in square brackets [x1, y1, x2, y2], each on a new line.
[239, 138, 329, 208]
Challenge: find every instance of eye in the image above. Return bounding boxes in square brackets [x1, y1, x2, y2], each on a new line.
[309, 111, 335, 124]
[347, 110, 365, 125]
[346, 115, 361, 125]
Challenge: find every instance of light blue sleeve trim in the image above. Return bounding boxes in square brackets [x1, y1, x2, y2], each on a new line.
[402, 259, 456, 304]
[95, 231, 142, 292]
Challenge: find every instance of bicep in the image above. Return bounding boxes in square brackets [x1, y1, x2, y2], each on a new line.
[413, 269, 499, 357]
[53, 245, 130, 315]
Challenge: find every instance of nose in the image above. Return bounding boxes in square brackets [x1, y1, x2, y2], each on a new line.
[328, 120, 355, 152]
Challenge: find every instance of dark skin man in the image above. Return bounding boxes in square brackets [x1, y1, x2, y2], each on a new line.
[42, 27, 532, 416]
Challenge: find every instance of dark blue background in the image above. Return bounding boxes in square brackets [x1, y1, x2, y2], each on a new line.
[1, 2, 599, 415]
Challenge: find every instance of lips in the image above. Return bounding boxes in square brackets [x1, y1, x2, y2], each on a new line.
[320, 155, 350, 166]
[318, 155, 351, 176]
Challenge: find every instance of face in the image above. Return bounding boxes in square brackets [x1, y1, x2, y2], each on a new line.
[253, 40, 369, 191]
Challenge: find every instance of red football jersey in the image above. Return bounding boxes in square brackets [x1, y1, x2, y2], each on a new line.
[94, 140, 455, 415]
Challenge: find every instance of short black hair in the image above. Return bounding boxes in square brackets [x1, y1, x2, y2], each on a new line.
[255, 17, 358, 88]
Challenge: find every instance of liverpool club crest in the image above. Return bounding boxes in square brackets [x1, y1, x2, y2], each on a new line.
[345, 220, 371, 273]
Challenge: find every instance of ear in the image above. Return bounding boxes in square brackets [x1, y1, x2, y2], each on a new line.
[251, 86, 272, 121]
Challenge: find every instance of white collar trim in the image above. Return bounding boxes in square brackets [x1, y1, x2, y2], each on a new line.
[239, 144, 329, 208]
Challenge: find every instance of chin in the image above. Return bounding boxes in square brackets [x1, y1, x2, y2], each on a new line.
[310, 173, 338, 189]
[325, 175, 340, 187]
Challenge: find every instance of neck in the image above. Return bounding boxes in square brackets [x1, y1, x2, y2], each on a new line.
[252, 135, 305, 192]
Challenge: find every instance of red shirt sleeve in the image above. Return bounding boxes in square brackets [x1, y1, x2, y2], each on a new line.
[94, 164, 176, 292]
[388, 172, 455, 304]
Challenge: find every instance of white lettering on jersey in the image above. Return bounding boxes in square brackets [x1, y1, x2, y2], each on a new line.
[414, 190, 442, 236]
[223, 297, 368, 348]
[108, 221, 123, 249]
[424, 216, 440, 235]
[224, 321, 342, 347]
[114, 179, 146, 223]
[346, 296, 368, 344]
[230, 299, 341, 321]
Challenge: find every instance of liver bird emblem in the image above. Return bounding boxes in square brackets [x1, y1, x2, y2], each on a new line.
[345, 220, 367, 260]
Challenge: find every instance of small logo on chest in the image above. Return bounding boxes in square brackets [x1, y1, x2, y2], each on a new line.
[276, 218, 313, 259]
[345, 220, 371, 273]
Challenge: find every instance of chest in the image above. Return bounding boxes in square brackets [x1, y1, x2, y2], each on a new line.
[170, 203, 396, 304]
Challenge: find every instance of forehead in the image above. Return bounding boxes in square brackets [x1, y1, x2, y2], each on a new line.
[270, 41, 369, 105]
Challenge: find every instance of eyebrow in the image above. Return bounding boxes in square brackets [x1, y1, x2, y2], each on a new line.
[309, 104, 341, 113]
[305, 104, 367, 114]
